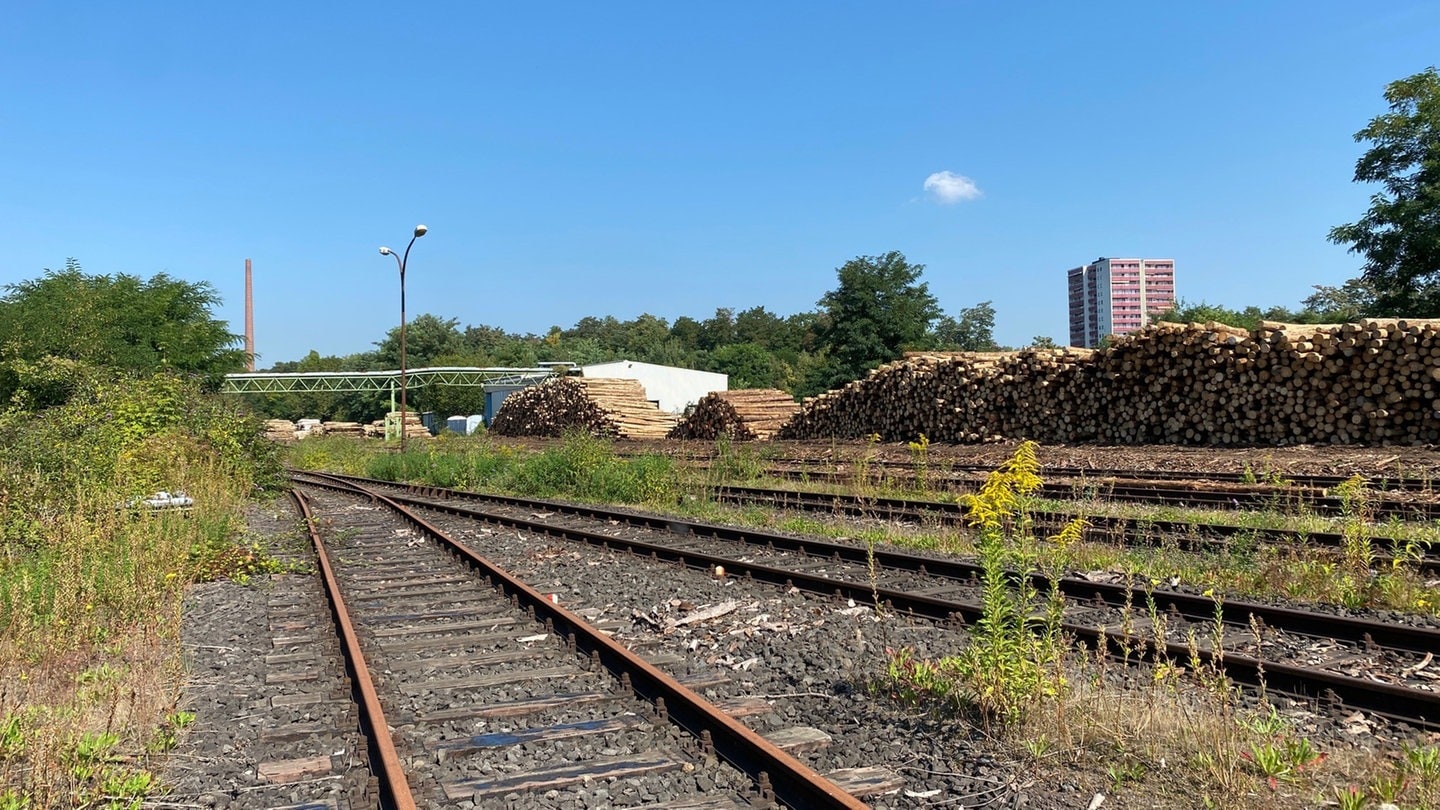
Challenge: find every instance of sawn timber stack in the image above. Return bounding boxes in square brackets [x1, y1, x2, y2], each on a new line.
[669, 389, 800, 441]
[489, 377, 679, 439]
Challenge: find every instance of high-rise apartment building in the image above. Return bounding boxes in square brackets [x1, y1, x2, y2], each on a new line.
[1067, 257, 1176, 348]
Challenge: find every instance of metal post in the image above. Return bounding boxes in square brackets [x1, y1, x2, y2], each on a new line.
[379, 225, 427, 453]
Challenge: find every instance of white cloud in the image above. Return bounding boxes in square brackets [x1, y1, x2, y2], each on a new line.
[923, 171, 982, 204]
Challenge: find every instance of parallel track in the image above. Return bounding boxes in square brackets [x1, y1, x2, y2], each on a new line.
[298, 471, 1440, 730]
[705, 463, 1440, 521]
[707, 484, 1440, 576]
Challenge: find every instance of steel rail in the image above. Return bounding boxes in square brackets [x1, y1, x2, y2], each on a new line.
[707, 484, 1440, 577]
[294, 471, 1440, 650]
[289, 490, 418, 810]
[632, 448, 1435, 494]
[704, 464, 1440, 521]
[293, 476, 868, 810]
[294, 472, 1440, 729]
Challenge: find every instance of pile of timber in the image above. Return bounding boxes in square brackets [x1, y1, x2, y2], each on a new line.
[489, 377, 679, 439]
[361, 412, 429, 440]
[323, 421, 366, 437]
[263, 419, 297, 442]
[668, 389, 799, 440]
[776, 319, 1440, 446]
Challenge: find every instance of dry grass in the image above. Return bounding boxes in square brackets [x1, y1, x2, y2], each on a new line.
[0, 475, 261, 807]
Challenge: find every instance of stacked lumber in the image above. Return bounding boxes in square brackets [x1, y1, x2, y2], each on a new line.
[490, 377, 679, 439]
[374, 412, 430, 439]
[668, 389, 799, 440]
[776, 319, 1440, 446]
[323, 421, 365, 437]
[263, 419, 297, 442]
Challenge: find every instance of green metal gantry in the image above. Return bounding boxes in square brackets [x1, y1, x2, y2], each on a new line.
[221, 365, 560, 395]
[221, 366, 566, 438]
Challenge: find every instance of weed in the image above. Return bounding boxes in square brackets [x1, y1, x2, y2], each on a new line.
[100, 767, 155, 799]
[1237, 704, 1286, 736]
[1106, 760, 1146, 791]
[1333, 784, 1366, 810]
[1242, 738, 1325, 790]
[0, 714, 24, 761]
[907, 433, 930, 493]
[880, 442, 1066, 727]
[711, 433, 764, 481]
[1022, 734, 1053, 760]
[1368, 765, 1407, 803]
[1402, 741, 1440, 805]
[149, 710, 197, 752]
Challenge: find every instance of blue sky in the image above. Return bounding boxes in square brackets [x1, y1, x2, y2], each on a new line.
[2, 2, 1436, 366]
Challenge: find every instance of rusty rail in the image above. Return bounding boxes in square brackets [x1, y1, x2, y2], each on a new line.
[292, 477, 868, 810]
[289, 490, 418, 810]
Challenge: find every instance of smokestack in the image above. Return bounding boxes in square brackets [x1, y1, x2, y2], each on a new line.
[245, 258, 255, 371]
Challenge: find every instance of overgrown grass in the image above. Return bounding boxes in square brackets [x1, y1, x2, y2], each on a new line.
[866, 444, 1440, 808]
[0, 371, 283, 807]
[290, 431, 682, 507]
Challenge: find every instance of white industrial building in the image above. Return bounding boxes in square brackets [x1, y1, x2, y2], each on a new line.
[580, 360, 727, 414]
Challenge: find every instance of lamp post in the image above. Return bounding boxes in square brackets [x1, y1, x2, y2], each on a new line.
[378, 224, 427, 452]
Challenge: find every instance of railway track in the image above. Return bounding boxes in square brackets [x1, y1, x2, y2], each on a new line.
[664, 452, 1439, 494]
[689, 462, 1440, 521]
[298, 471, 1440, 731]
[707, 484, 1440, 577]
[288, 480, 876, 808]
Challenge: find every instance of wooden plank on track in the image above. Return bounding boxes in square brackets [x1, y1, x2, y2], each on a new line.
[825, 766, 905, 797]
[429, 714, 644, 761]
[416, 689, 616, 722]
[378, 628, 539, 653]
[367, 616, 520, 638]
[400, 664, 580, 694]
[762, 726, 832, 754]
[442, 752, 681, 799]
[384, 647, 552, 672]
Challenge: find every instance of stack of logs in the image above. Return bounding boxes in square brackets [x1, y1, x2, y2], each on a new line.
[668, 389, 800, 440]
[489, 377, 679, 439]
[777, 319, 1440, 446]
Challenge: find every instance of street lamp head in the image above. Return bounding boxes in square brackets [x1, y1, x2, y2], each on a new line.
[413, 224, 428, 238]
[379, 246, 393, 255]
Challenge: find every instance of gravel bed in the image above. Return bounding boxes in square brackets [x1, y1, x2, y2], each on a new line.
[302, 489, 762, 808]
[161, 499, 372, 809]
[404, 491, 1421, 807]
[426, 505, 1032, 807]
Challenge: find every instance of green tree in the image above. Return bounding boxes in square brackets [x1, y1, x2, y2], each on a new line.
[710, 343, 782, 389]
[1028, 335, 1060, 349]
[1155, 300, 1298, 331]
[698, 308, 737, 351]
[0, 261, 246, 407]
[1328, 67, 1440, 315]
[376, 314, 463, 369]
[933, 301, 999, 351]
[814, 251, 941, 390]
[1297, 279, 1377, 322]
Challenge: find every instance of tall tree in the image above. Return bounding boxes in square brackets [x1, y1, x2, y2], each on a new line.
[933, 301, 999, 351]
[814, 251, 941, 390]
[0, 261, 246, 406]
[375, 314, 463, 369]
[1298, 279, 1377, 323]
[1328, 67, 1440, 315]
